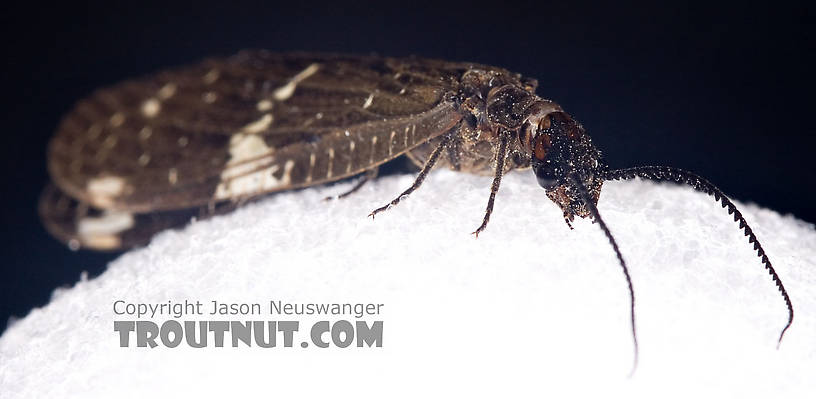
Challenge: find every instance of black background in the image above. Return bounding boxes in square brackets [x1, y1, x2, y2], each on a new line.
[1, 2, 813, 333]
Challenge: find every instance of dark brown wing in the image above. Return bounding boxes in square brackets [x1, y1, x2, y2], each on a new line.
[46, 51, 477, 213]
[45, 51, 530, 249]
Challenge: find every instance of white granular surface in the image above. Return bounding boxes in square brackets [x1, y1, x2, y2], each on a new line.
[2, 170, 814, 398]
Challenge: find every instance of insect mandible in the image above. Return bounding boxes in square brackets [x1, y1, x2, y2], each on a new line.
[39, 51, 794, 373]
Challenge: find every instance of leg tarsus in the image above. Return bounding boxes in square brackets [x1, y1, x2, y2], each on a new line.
[369, 132, 453, 218]
[563, 213, 575, 230]
[471, 133, 509, 237]
[325, 168, 379, 201]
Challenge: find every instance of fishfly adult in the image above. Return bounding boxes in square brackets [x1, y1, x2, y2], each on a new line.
[40, 51, 794, 374]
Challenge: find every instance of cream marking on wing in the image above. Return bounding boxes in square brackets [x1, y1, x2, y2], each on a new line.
[411, 124, 416, 144]
[77, 210, 134, 250]
[243, 114, 273, 134]
[157, 83, 177, 99]
[273, 63, 320, 101]
[404, 126, 410, 148]
[389, 131, 396, 156]
[306, 152, 316, 183]
[83, 235, 120, 250]
[215, 162, 279, 200]
[102, 135, 118, 148]
[141, 98, 160, 118]
[78, 211, 134, 235]
[362, 93, 374, 109]
[138, 127, 153, 140]
[399, 87, 407, 95]
[202, 92, 218, 103]
[347, 140, 356, 174]
[282, 160, 295, 186]
[168, 168, 179, 185]
[138, 153, 151, 166]
[257, 99, 273, 111]
[370, 136, 378, 163]
[109, 112, 125, 127]
[203, 69, 220, 84]
[177, 136, 189, 147]
[214, 114, 282, 200]
[327, 148, 335, 179]
[87, 176, 127, 207]
[87, 124, 102, 139]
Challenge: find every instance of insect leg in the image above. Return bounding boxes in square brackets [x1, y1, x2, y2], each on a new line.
[471, 131, 510, 237]
[325, 168, 379, 201]
[368, 131, 454, 218]
[446, 137, 462, 171]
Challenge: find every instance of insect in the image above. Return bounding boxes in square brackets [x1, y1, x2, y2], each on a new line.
[39, 50, 793, 372]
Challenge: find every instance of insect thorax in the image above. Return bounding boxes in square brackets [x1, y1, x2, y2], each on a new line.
[409, 74, 567, 177]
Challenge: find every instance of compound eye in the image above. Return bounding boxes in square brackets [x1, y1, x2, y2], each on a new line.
[534, 164, 558, 189]
[533, 134, 552, 161]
